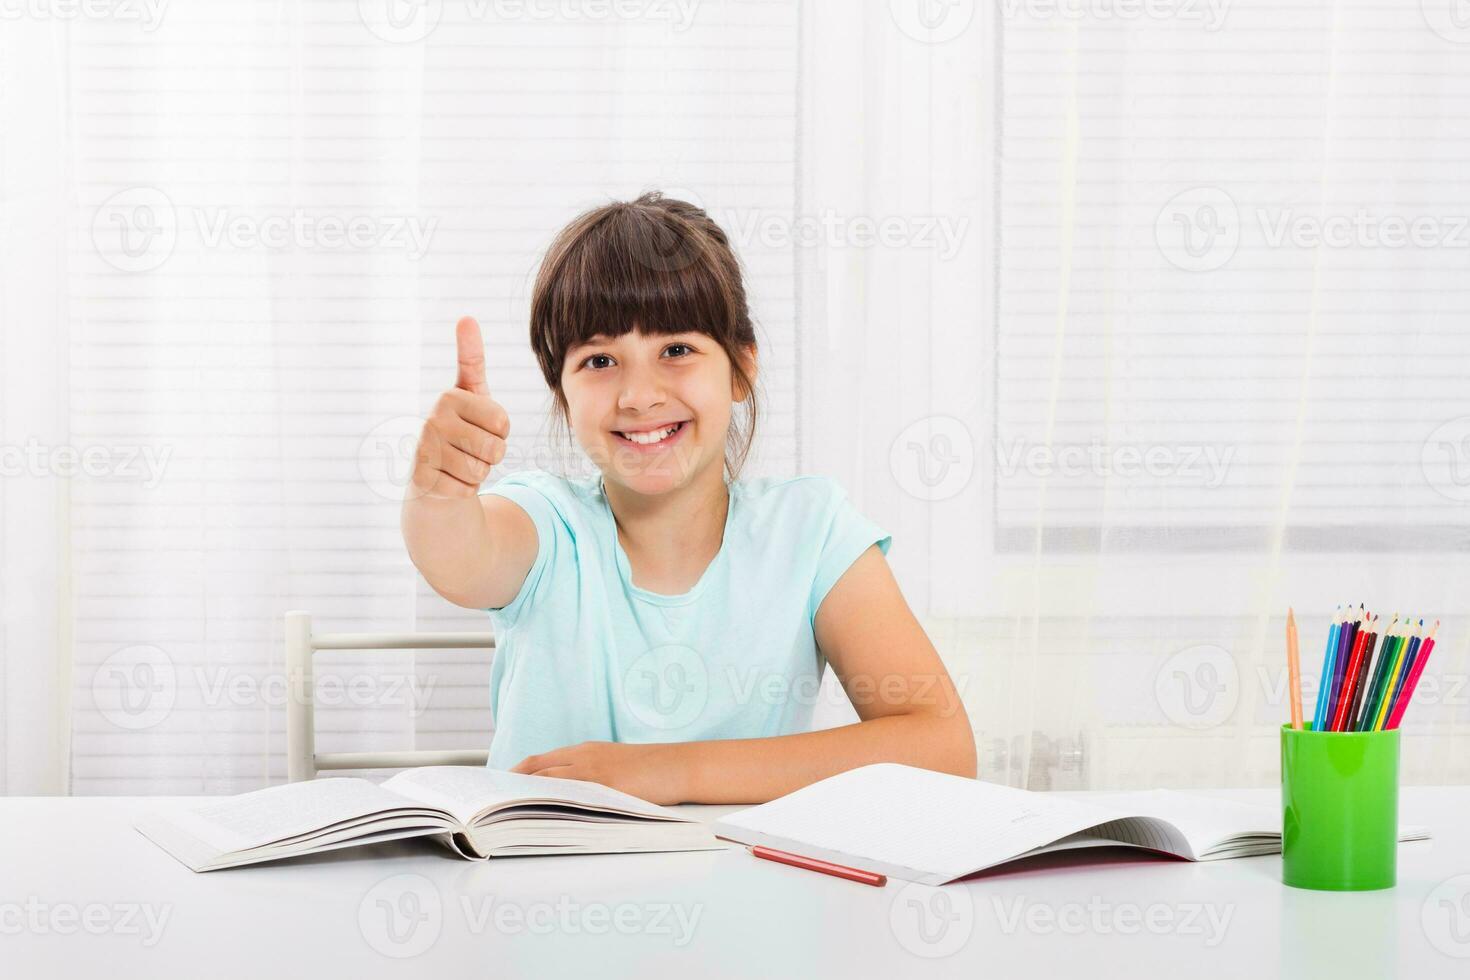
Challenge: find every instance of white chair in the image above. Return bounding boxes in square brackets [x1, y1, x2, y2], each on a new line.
[285, 610, 494, 781]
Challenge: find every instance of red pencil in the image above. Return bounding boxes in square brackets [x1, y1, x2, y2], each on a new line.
[750, 845, 887, 886]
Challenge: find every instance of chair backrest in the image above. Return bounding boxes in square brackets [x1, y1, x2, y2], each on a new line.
[285, 610, 494, 781]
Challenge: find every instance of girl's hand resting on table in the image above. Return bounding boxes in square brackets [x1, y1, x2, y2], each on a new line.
[511, 742, 687, 806]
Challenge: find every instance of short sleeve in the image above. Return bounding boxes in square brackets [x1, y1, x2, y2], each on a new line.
[478, 471, 559, 627]
[807, 481, 892, 628]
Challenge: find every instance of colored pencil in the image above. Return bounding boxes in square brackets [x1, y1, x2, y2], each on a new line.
[1378, 621, 1423, 731]
[1356, 618, 1401, 732]
[1311, 608, 1343, 731]
[1371, 623, 1415, 731]
[1287, 608, 1303, 730]
[1346, 616, 1381, 733]
[1327, 607, 1360, 727]
[1385, 621, 1438, 730]
[1329, 616, 1372, 732]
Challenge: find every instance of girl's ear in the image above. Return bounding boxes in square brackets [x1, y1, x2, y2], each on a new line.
[732, 343, 758, 403]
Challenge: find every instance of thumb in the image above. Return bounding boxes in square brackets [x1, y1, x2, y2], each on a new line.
[454, 315, 489, 395]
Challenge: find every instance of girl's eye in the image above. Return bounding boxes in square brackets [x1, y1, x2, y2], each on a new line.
[583, 353, 614, 370]
[664, 343, 693, 358]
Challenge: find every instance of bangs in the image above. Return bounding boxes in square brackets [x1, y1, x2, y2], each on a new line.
[529, 197, 746, 389]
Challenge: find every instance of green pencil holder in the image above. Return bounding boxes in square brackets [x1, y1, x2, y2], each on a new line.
[1280, 723, 1399, 891]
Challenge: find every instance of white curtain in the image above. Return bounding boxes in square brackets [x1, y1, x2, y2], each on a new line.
[2, 0, 1467, 796]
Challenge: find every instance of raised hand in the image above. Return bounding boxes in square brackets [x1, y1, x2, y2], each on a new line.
[409, 316, 510, 499]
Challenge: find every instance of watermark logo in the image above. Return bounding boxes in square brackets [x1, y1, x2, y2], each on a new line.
[1156, 186, 1239, 272]
[1422, 874, 1470, 958]
[92, 187, 177, 273]
[1422, 416, 1470, 503]
[1000, 0, 1230, 30]
[0, 0, 169, 29]
[992, 896, 1234, 945]
[1422, 0, 1470, 44]
[92, 645, 177, 731]
[995, 437, 1234, 488]
[621, 644, 709, 731]
[359, 873, 443, 958]
[358, 0, 442, 43]
[91, 188, 437, 272]
[889, 881, 974, 958]
[890, 415, 975, 502]
[889, 0, 975, 44]
[0, 438, 172, 487]
[1155, 644, 1237, 728]
[0, 898, 172, 945]
[460, 896, 702, 943]
[360, 415, 428, 501]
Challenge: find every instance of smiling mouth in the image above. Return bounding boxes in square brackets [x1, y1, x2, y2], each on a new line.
[613, 421, 688, 446]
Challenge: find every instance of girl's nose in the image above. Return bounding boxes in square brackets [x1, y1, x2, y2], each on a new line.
[616, 363, 667, 412]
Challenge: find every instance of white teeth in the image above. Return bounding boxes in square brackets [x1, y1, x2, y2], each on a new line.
[621, 423, 681, 445]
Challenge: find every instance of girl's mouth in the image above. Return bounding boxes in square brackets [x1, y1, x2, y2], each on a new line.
[612, 420, 689, 452]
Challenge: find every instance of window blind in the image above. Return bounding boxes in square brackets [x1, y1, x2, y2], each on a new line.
[68, 0, 800, 794]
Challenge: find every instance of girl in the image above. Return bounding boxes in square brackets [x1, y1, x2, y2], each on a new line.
[402, 192, 975, 804]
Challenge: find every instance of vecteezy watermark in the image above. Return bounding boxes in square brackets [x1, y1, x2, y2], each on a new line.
[361, 415, 710, 502]
[1155, 186, 1240, 272]
[996, 438, 1235, 489]
[991, 896, 1235, 946]
[890, 415, 976, 502]
[1000, 0, 1231, 30]
[1158, 185, 1470, 271]
[91, 187, 438, 272]
[1422, 416, 1470, 503]
[92, 645, 441, 731]
[1422, 873, 1470, 958]
[459, 895, 703, 945]
[1256, 209, 1470, 251]
[890, 881, 975, 958]
[0, 0, 168, 29]
[92, 645, 177, 731]
[718, 209, 970, 262]
[191, 666, 439, 717]
[621, 645, 711, 732]
[1422, 0, 1470, 45]
[889, 0, 976, 44]
[358, 0, 700, 44]
[0, 898, 173, 946]
[357, 874, 703, 958]
[0, 438, 172, 487]
[1154, 644, 1239, 729]
[359, 874, 443, 958]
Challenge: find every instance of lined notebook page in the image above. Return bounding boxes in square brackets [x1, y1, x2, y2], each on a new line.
[714, 763, 1121, 883]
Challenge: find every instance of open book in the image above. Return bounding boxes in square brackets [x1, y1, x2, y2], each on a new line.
[135, 766, 722, 872]
[712, 763, 1429, 885]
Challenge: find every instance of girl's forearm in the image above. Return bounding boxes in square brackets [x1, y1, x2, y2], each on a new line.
[670, 711, 977, 804]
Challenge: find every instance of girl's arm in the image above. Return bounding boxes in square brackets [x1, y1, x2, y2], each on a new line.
[512, 544, 977, 803]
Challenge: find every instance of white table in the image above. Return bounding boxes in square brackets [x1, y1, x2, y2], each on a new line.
[3, 787, 1468, 978]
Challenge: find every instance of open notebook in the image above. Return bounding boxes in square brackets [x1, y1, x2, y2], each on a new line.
[713, 763, 1429, 885]
[135, 766, 722, 872]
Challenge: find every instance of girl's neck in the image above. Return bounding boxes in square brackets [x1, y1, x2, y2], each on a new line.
[603, 467, 730, 588]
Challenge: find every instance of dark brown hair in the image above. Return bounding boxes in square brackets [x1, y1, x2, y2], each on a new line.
[528, 191, 761, 479]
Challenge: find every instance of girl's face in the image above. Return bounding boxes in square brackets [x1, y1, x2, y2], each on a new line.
[560, 328, 751, 496]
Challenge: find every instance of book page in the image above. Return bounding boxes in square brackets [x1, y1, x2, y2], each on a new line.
[159, 777, 434, 854]
[1082, 790, 1279, 856]
[714, 763, 1125, 882]
[380, 766, 683, 826]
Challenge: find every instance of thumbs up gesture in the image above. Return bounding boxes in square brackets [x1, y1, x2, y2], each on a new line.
[410, 316, 511, 499]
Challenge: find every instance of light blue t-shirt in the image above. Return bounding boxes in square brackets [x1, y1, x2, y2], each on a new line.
[478, 469, 892, 770]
